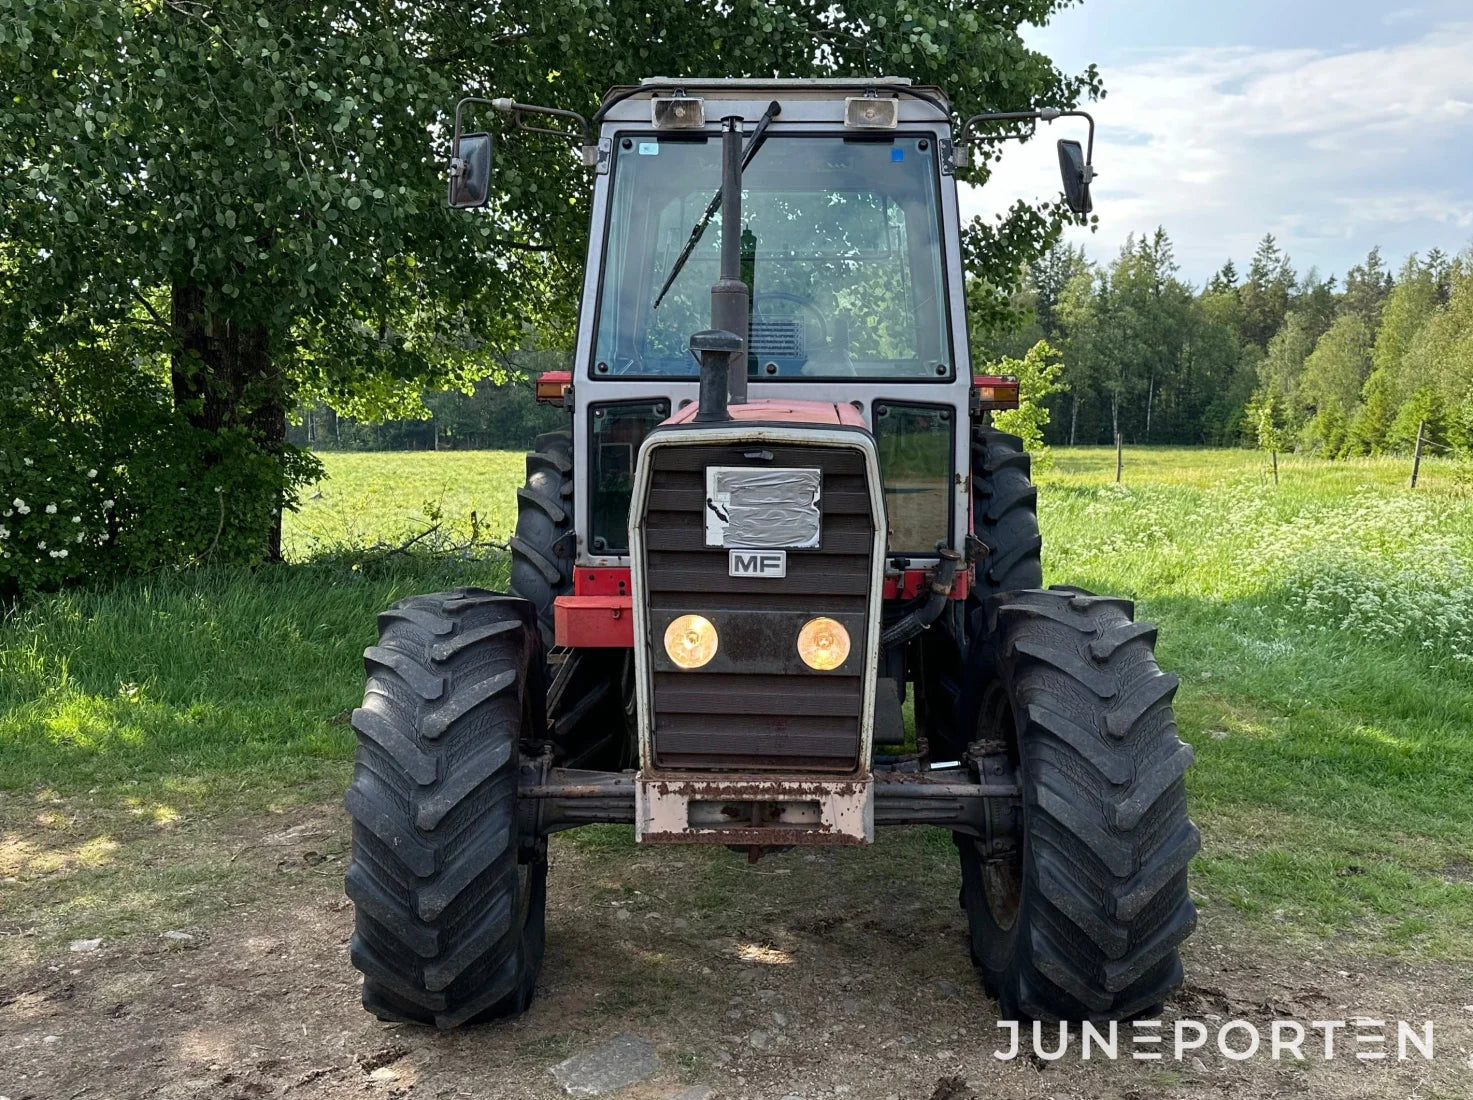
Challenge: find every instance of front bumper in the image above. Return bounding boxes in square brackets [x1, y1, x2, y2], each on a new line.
[636, 771, 873, 845]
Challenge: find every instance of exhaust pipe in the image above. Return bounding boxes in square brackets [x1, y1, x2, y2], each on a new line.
[688, 114, 749, 423]
[711, 116, 748, 407]
[691, 329, 742, 422]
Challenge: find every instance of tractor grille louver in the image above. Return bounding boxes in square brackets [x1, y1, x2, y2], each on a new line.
[641, 442, 876, 771]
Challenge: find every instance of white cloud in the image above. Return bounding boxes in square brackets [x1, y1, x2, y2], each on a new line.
[962, 22, 1473, 282]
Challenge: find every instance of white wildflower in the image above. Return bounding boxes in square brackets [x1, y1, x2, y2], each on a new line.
[57, 548, 68, 558]
[22, 457, 32, 466]
[45, 503, 57, 514]
[87, 468, 98, 478]
[48, 549, 59, 558]
[12, 497, 25, 509]
[102, 499, 114, 510]
[75, 532, 84, 543]
[37, 540, 46, 549]
[72, 515, 81, 523]
[0, 525, 8, 539]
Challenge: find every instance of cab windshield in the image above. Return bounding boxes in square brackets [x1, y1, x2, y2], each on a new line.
[592, 134, 952, 379]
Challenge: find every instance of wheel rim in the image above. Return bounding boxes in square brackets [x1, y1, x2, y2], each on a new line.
[974, 678, 1023, 932]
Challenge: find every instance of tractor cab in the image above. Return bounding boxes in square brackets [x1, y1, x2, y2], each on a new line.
[451, 79, 1092, 582]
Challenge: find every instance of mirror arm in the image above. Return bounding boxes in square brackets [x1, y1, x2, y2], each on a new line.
[957, 107, 1096, 168]
[488, 98, 593, 150]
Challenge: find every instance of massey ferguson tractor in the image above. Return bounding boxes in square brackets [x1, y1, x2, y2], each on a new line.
[343, 78, 1200, 1028]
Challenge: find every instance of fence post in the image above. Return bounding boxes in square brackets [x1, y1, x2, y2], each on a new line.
[1409, 420, 1425, 488]
[1115, 432, 1123, 483]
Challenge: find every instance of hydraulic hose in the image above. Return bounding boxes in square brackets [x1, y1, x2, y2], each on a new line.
[880, 548, 961, 649]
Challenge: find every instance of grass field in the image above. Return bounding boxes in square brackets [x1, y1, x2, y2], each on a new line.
[3, 444, 1472, 969]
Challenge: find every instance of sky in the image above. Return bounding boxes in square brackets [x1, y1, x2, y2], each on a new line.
[961, 0, 1473, 287]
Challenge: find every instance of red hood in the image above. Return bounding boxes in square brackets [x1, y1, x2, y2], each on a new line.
[665, 398, 867, 428]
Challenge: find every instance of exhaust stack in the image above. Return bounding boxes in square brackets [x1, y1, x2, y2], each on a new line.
[689, 115, 749, 422]
[690, 329, 743, 423]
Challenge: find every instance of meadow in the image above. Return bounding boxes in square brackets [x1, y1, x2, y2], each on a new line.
[3, 444, 1472, 969]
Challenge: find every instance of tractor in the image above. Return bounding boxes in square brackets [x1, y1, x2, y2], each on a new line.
[343, 78, 1200, 1029]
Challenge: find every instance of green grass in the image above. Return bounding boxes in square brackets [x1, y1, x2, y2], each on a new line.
[3, 444, 1472, 963]
[284, 449, 526, 559]
[1041, 446, 1473, 956]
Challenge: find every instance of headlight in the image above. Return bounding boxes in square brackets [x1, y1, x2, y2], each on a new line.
[664, 614, 718, 669]
[797, 617, 850, 671]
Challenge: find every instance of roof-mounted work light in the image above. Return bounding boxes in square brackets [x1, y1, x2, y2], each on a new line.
[652, 94, 706, 129]
[845, 95, 899, 129]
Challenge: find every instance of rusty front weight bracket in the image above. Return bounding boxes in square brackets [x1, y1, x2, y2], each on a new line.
[518, 766, 1021, 842]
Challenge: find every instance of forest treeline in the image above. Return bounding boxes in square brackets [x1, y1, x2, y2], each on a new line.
[323, 230, 1473, 457]
[978, 231, 1473, 454]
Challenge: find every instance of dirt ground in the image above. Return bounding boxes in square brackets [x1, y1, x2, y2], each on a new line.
[2, 803, 1471, 1100]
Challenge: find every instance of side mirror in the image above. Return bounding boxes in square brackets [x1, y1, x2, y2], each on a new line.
[448, 132, 493, 209]
[1057, 139, 1093, 215]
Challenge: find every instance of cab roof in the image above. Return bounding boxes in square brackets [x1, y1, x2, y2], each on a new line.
[596, 78, 952, 128]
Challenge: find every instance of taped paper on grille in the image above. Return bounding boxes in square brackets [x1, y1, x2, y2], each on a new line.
[704, 467, 821, 549]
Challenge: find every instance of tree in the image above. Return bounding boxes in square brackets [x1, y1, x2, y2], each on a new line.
[1341, 246, 1393, 327]
[1348, 254, 1439, 453]
[1255, 311, 1315, 433]
[986, 341, 1068, 467]
[1207, 259, 1239, 295]
[3, 0, 1101, 576]
[1394, 258, 1473, 451]
[1294, 268, 1339, 343]
[1299, 314, 1372, 455]
[1239, 234, 1297, 350]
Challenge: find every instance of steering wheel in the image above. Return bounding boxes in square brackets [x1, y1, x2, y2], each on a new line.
[752, 291, 830, 345]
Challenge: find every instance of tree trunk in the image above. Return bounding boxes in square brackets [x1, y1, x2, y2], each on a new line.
[1069, 394, 1079, 446]
[1145, 374, 1155, 441]
[170, 282, 288, 561]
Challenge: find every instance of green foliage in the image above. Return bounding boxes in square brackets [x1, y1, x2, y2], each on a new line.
[1, 0, 1101, 592]
[986, 340, 1067, 467]
[1299, 313, 1373, 455]
[1244, 388, 1293, 454]
[1, 357, 319, 596]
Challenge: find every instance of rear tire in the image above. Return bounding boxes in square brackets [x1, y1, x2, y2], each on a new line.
[956, 587, 1199, 1021]
[510, 430, 575, 651]
[345, 588, 547, 1028]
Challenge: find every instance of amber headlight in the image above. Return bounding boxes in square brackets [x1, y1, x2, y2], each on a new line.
[664, 614, 718, 669]
[797, 617, 850, 671]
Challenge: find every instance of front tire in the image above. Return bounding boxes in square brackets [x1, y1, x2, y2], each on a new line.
[956, 588, 1199, 1021]
[344, 588, 547, 1028]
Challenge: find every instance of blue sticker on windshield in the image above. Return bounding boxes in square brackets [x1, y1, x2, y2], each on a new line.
[891, 148, 904, 162]
[638, 142, 659, 156]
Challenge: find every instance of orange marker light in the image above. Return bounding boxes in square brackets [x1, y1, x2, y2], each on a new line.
[664, 614, 718, 669]
[797, 617, 851, 671]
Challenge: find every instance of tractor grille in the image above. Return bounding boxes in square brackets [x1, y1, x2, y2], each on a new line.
[642, 442, 876, 772]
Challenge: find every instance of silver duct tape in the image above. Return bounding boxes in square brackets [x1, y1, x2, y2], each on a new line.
[706, 467, 822, 549]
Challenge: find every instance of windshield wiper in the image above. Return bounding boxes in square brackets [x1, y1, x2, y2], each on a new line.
[650, 100, 781, 310]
